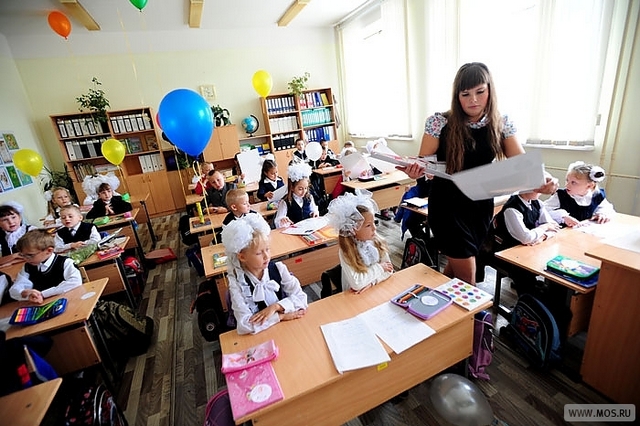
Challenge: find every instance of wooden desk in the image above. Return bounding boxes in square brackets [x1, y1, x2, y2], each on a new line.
[402, 195, 509, 218]
[219, 263, 491, 426]
[313, 166, 343, 195]
[495, 213, 640, 336]
[581, 235, 640, 405]
[0, 378, 62, 426]
[92, 208, 144, 259]
[188, 201, 277, 235]
[0, 279, 108, 375]
[79, 237, 136, 308]
[341, 170, 414, 210]
[0, 255, 25, 281]
[202, 228, 339, 310]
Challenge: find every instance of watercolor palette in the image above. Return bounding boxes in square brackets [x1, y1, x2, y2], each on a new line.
[434, 279, 493, 311]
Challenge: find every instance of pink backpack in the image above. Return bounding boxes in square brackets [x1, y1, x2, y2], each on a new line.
[468, 310, 494, 380]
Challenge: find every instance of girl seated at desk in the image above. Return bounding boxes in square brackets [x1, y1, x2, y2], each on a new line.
[0, 202, 36, 257]
[274, 163, 319, 228]
[86, 183, 132, 219]
[327, 191, 394, 293]
[222, 214, 307, 335]
[257, 159, 285, 202]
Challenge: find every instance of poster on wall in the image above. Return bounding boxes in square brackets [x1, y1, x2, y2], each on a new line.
[0, 131, 35, 193]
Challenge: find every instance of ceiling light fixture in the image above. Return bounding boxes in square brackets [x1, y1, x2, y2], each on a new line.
[277, 0, 311, 27]
[59, 0, 100, 31]
[189, 0, 204, 28]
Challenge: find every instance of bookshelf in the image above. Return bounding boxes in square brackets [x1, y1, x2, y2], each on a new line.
[260, 87, 339, 180]
[51, 107, 176, 216]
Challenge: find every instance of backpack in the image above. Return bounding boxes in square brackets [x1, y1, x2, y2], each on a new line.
[468, 310, 494, 380]
[180, 215, 199, 246]
[190, 279, 226, 342]
[203, 388, 234, 426]
[186, 245, 205, 277]
[401, 237, 436, 270]
[122, 256, 144, 298]
[65, 383, 128, 426]
[225, 262, 282, 329]
[501, 293, 562, 369]
[93, 300, 154, 359]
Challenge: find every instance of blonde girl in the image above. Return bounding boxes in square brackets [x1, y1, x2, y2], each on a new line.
[222, 214, 307, 335]
[327, 191, 393, 293]
[274, 162, 318, 228]
[545, 161, 615, 227]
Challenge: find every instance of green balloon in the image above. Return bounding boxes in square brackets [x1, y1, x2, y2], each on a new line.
[129, 0, 148, 11]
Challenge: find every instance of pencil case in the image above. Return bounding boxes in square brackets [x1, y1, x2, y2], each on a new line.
[545, 255, 599, 280]
[221, 339, 279, 374]
[10, 298, 68, 326]
[391, 284, 452, 320]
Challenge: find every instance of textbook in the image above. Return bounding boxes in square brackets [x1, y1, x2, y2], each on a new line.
[10, 298, 68, 325]
[390, 284, 452, 320]
[222, 340, 283, 420]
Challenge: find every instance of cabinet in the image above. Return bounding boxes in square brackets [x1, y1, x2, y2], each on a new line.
[260, 88, 339, 181]
[202, 124, 240, 162]
[51, 107, 176, 217]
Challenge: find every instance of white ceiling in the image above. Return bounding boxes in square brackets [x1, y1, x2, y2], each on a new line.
[0, 0, 367, 38]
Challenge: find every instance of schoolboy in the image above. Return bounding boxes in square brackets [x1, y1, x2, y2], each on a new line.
[9, 229, 82, 304]
[201, 170, 233, 214]
[192, 162, 215, 196]
[222, 189, 258, 226]
[54, 205, 101, 253]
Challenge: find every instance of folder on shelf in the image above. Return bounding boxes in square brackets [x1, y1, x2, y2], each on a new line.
[320, 93, 330, 106]
[65, 120, 75, 138]
[117, 117, 126, 133]
[111, 118, 120, 134]
[130, 115, 140, 131]
[87, 140, 97, 157]
[65, 141, 76, 160]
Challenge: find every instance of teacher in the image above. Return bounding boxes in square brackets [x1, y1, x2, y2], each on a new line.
[403, 62, 556, 284]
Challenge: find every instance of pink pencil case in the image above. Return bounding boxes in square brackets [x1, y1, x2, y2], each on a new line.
[391, 284, 452, 320]
[221, 339, 279, 374]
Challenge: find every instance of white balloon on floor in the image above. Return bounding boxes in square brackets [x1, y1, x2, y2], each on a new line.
[429, 374, 494, 426]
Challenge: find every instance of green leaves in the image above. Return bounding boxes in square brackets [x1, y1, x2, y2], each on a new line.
[76, 77, 110, 123]
[288, 72, 310, 96]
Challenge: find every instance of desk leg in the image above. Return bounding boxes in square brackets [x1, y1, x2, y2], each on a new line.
[89, 313, 119, 390]
[139, 200, 157, 249]
[130, 222, 146, 261]
[116, 256, 138, 309]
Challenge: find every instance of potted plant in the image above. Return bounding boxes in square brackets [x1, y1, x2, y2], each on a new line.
[211, 105, 231, 127]
[287, 72, 310, 97]
[76, 77, 110, 133]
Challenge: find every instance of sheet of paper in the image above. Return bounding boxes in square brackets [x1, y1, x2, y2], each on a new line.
[270, 184, 287, 202]
[281, 216, 329, 235]
[602, 229, 640, 254]
[320, 316, 391, 374]
[449, 151, 545, 200]
[404, 197, 428, 208]
[358, 302, 435, 354]
[366, 144, 403, 173]
[339, 152, 371, 178]
[237, 149, 261, 184]
[577, 220, 629, 240]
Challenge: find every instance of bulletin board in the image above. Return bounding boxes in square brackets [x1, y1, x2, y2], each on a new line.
[0, 132, 35, 192]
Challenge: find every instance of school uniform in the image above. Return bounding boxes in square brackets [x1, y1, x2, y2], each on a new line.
[201, 183, 233, 211]
[274, 194, 318, 228]
[55, 221, 101, 252]
[86, 195, 132, 219]
[257, 177, 284, 201]
[0, 224, 35, 256]
[545, 188, 614, 225]
[222, 210, 258, 226]
[9, 254, 81, 301]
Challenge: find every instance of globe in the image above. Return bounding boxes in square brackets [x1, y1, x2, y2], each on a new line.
[241, 115, 259, 136]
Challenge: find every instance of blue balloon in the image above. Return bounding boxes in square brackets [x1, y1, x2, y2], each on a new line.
[158, 89, 214, 157]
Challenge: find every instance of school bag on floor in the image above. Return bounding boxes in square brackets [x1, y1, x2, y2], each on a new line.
[93, 300, 154, 359]
[468, 310, 494, 380]
[203, 388, 234, 426]
[65, 383, 128, 426]
[186, 245, 205, 277]
[500, 293, 562, 369]
[180, 214, 199, 246]
[191, 279, 225, 341]
[401, 237, 436, 270]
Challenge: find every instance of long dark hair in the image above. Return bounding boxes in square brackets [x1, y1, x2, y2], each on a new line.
[260, 159, 278, 180]
[445, 62, 504, 173]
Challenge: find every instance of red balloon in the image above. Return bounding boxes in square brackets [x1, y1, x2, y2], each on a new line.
[155, 112, 162, 129]
[48, 11, 71, 39]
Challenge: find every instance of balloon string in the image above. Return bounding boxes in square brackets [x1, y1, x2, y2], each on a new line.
[139, 12, 165, 94]
[116, 7, 145, 107]
[64, 38, 83, 95]
[117, 165, 130, 195]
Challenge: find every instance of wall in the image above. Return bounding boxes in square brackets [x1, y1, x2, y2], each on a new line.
[0, 35, 50, 224]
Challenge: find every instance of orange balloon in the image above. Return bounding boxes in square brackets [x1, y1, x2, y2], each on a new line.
[48, 11, 71, 39]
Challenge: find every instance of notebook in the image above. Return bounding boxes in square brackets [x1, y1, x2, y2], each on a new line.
[10, 298, 68, 325]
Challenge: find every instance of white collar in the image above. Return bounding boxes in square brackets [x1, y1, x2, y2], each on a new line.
[39, 253, 56, 270]
[568, 189, 595, 206]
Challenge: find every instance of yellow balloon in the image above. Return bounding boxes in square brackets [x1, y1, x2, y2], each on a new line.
[252, 70, 273, 98]
[101, 138, 126, 166]
[13, 149, 44, 177]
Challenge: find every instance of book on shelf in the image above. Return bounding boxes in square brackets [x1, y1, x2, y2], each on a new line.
[145, 134, 159, 150]
[126, 137, 143, 154]
[320, 92, 330, 106]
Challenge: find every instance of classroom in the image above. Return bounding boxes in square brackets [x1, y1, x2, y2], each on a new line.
[0, 1, 639, 425]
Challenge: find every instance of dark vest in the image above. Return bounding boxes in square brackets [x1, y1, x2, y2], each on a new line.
[286, 197, 312, 223]
[24, 254, 69, 292]
[556, 189, 605, 221]
[57, 222, 94, 244]
[491, 196, 542, 250]
[257, 178, 284, 201]
[244, 262, 283, 311]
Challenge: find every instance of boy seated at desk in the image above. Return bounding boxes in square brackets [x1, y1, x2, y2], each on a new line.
[54, 205, 101, 253]
[480, 190, 560, 292]
[222, 189, 258, 226]
[9, 229, 82, 305]
[192, 161, 215, 196]
[86, 183, 132, 220]
[201, 170, 233, 215]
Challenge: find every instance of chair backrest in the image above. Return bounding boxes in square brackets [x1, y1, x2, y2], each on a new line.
[199, 233, 217, 247]
[320, 264, 342, 298]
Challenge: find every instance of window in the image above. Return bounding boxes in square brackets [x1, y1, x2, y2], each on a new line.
[337, 0, 411, 139]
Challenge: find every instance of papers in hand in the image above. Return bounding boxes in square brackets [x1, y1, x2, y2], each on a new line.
[428, 151, 546, 201]
[404, 197, 428, 208]
[270, 184, 287, 203]
[320, 316, 390, 373]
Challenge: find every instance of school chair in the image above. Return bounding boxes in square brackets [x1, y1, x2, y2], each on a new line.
[320, 264, 342, 299]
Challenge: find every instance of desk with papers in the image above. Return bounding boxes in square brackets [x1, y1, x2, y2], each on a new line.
[219, 263, 491, 426]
